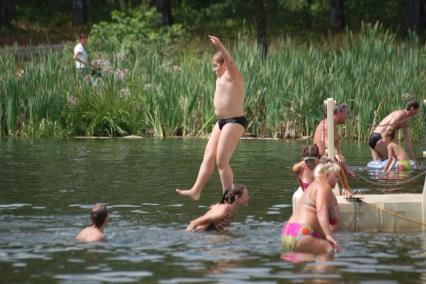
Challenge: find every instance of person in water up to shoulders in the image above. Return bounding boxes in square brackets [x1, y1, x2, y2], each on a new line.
[76, 203, 108, 242]
[282, 158, 341, 255]
[292, 144, 321, 191]
[176, 35, 247, 201]
[382, 128, 411, 172]
[186, 184, 249, 232]
[73, 32, 89, 75]
[369, 99, 419, 162]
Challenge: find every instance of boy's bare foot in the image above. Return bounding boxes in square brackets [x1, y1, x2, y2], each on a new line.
[176, 188, 201, 201]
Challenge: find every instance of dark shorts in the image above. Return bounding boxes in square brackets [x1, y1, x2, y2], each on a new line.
[368, 132, 382, 149]
[218, 116, 248, 130]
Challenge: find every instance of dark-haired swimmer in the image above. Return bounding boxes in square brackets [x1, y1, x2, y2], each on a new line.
[76, 203, 108, 242]
[176, 35, 247, 201]
[186, 184, 249, 232]
[292, 144, 321, 191]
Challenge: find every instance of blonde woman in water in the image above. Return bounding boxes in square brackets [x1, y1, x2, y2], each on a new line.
[282, 159, 340, 255]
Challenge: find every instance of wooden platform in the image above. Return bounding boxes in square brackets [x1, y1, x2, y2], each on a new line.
[337, 194, 423, 232]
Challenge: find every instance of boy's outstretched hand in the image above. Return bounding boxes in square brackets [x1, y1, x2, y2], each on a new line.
[208, 35, 222, 47]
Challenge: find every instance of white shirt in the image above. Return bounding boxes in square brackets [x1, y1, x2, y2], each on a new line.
[74, 43, 88, 69]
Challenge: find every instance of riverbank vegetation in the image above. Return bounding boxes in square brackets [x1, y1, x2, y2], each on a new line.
[1, 21, 424, 141]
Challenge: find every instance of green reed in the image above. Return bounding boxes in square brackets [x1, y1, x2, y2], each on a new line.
[0, 23, 424, 141]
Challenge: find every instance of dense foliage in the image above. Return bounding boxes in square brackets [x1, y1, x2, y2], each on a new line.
[90, 6, 185, 54]
[0, 24, 424, 141]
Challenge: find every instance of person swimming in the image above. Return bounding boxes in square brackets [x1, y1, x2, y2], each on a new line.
[76, 203, 109, 242]
[186, 184, 249, 232]
[292, 144, 321, 191]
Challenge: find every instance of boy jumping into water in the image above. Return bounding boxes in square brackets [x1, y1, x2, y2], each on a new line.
[176, 35, 247, 201]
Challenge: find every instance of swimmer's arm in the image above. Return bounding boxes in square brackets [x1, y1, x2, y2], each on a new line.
[292, 161, 304, 175]
[208, 35, 239, 77]
[316, 187, 333, 238]
[292, 161, 305, 189]
[186, 208, 225, 232]
[383, 145, 395, 172]
[75, 232, 82, 240]
[186, 214, 210, 232]
[402, 126, 415, 161]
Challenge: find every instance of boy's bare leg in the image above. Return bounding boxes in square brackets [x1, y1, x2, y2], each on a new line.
[371, 148, 381, 161]
[176, 124, 221, 201]
[373, 140, 388, 160]
[216, 124, 245, 191]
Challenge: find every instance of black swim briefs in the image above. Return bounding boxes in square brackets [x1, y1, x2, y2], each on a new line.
[218, 116, 248, 130]
[368, 132, 382, 149]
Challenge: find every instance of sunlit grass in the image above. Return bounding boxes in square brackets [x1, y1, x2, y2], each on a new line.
[0, 23, 424, 141]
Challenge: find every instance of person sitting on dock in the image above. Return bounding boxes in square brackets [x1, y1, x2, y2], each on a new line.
[76, 203, 108, 242]
[292, 144, 321, 191]
[186, 184, 249, 232]
[369, 100, 419, 162]
[282, 159, 340, 255]
[382, 128, 411, 172]
[313, 102, 354, 196]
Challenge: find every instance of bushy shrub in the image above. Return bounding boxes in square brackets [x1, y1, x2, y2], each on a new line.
[90, 5, 185, 55]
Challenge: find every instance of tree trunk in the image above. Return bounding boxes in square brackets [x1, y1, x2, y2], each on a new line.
[304, 0, 313, 28]
[254, 0, 267, 59]
[0, 0, 15, 27]
[330, 0, 345, 31]
[406, 0, 425, 33]
[153, 0, 172, 25]
[73, 0, 87, 26]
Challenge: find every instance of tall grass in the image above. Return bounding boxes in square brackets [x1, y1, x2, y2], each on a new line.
[0, 23, 424, 141]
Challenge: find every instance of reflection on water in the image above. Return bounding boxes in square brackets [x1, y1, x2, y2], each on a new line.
[0, 138, 425, 283]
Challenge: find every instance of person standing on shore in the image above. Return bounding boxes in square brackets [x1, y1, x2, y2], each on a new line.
[176, 35, 247, 201]
[73, 33, 89, 75]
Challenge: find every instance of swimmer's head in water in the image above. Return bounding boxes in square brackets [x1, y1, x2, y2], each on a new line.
[220, 184, 249, 205]
[301, 144, 320, 169]
[314, 158, 340, 178]
[90, 203, 108, 228]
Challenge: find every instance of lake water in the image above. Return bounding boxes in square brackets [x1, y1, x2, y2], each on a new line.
[0, 138, 425, 283]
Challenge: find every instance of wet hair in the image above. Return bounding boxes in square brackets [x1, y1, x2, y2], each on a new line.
[90, 204, 108, 228]
[220, 184, 247, 204]
[405, 100, 419, 111]
[301, 144, 320, 159]
[314, 158, 340, 178]
[212, 51, 225, 64]
[383, 127, 396, 140]
[333, 103, 348, 114]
